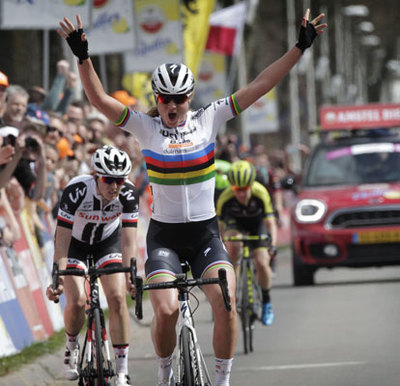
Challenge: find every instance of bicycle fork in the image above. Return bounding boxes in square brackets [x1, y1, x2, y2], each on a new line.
[176, 293, 210, 385]
[83, 283, 114, 381]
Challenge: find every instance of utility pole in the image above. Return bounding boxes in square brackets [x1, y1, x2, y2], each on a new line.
[287, 0, 301, 173]
[304, 0, 317, 148]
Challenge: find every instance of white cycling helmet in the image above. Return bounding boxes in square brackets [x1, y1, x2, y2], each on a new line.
[91, 146, 132, 177]
[151, 63, 195, 95]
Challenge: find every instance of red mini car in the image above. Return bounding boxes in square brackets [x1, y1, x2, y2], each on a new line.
[287, 103, 400, 285]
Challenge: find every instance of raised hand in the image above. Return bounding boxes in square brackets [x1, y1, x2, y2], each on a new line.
[296, 8, 327, 53]
[58, 14, 89, 64]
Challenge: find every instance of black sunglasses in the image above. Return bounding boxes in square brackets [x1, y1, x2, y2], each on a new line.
[157, 94, 188, 105]
[98, 176, 126, 185]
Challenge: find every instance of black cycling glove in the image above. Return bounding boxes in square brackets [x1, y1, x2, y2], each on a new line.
[295, 20, 317, 54]
[66, 28, 89, 64]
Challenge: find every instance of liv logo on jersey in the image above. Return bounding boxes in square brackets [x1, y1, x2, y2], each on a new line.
[69, 187, 87, 204]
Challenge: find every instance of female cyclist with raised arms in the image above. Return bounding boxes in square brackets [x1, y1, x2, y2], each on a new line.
[57, 9, 327, 385]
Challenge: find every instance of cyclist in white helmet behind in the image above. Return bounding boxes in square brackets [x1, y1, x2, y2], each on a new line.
[46, 145, 139, 386]
[57, 9, 327, 385]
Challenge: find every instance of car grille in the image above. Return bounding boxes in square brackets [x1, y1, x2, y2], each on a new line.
[327, 206, 400, 229]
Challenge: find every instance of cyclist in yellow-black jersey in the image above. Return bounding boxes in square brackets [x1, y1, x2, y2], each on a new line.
[217, 160, 277, 326]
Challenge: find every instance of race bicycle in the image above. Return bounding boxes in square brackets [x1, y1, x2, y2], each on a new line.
[223, 234, 271, 354]
[52, 257, 140, 386]
[135, 261, 232, 386]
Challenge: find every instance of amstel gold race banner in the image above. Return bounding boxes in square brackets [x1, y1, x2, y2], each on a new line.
[124, 0, 183, 72]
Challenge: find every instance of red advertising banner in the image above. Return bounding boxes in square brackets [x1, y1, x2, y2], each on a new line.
[320, 103, 400, 130]
[15, 214, 54, 336]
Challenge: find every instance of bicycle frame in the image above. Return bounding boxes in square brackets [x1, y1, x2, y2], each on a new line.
[135, 263, 231, 386]
[223, 235, 270, 354]
[79, 270, 114, 384]
[52, 258, 137, 385]
[175, 281, 212, 385]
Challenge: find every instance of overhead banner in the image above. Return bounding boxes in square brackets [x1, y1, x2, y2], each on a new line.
[0, 0, 90, 30]
[194, 51, 226, 107]
[182, 0, 215, 77]
[85, 0, 136, 55]
[124, 0, 183, 72]
[243, 89, 279, 134]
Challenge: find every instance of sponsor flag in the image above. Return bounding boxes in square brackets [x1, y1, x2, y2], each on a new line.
[205, 2, 246, 57]
[182, 0, 215, 77]
[124, 0, 183, 72]
[85, 0, 136, 55]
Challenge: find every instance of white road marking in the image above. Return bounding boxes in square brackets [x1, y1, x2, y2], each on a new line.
[236, 361, 366, 372]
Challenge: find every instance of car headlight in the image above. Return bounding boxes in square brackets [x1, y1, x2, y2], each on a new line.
[295, 199, 327, 223]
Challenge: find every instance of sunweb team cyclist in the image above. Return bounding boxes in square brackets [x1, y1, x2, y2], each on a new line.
[57, 9, 326, 385]
[46, 146, 139, 386]
[216, 160, 278, 325]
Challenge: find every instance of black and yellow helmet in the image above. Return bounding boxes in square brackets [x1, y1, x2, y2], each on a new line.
[227, 160, 256, 188]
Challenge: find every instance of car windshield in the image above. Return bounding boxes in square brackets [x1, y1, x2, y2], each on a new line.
[305, 142, 400, 186]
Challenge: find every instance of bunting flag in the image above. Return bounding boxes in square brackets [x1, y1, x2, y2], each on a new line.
[205, 2, 246, 57]
[182, 0, 216, 78]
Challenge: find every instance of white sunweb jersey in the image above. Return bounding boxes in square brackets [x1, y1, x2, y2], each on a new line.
[115, 95, 241, 223]
[57, 175, 139, 244]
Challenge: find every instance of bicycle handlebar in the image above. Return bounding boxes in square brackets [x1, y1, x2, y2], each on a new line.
[51, 258, 142, 314]
[134, 268, 232, 320]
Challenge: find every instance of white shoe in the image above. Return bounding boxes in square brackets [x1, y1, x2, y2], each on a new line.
[63, 346, 80, 380]
[115, 373, 131, 385]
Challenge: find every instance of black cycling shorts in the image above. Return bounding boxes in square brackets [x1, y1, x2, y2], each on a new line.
[224, 217, 270, 249]
[145, 216, 232, 280]
[67, 227, 122, 269]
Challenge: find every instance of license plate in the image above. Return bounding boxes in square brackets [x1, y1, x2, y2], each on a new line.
[354, 230, 400, 244]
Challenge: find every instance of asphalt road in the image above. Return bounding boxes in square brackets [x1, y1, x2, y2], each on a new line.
[2, 247, 400, 386]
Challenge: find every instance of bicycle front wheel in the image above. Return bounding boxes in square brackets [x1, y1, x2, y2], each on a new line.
[179, 326, 196, 386]
[249, 263, 262, 353]
[93, 308, 105, 385]
[238, 261, 251, 354]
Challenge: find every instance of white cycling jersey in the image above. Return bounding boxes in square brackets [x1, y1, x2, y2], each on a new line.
[57, 175, 139, 244]
[115, 95, 240, 223]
